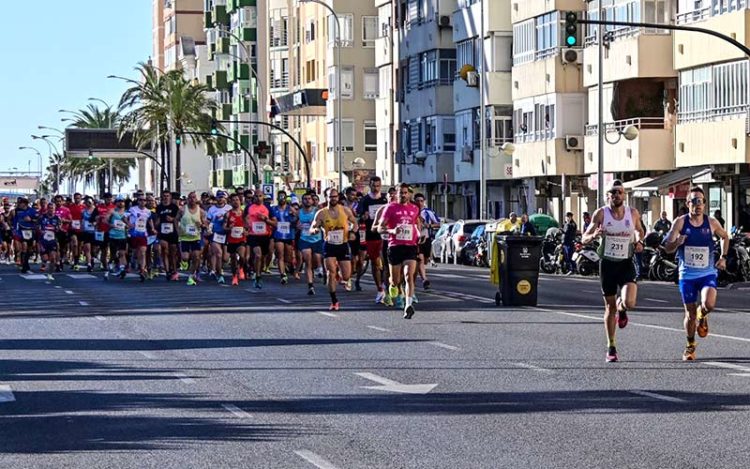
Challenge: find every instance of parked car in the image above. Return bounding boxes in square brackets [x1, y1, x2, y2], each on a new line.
[449, 220, 491, 264]
[431, 223, 455, 263]
[461, 223, 488, 266]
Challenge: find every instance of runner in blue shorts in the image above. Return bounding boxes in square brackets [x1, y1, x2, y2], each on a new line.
[297, 192, 323, 295]
[664, 186, 729, 361]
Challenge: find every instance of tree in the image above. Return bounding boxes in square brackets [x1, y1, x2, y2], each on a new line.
[118, 62, 220, 194]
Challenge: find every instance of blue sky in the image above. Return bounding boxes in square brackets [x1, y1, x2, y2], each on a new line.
[0, 0, 151, 173]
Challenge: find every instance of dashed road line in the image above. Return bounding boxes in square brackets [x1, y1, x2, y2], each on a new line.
[428, 341, 460, 351]
[138, 351, 157, 359]
[79, 301, 89, 306]
[367, 325, 391, 332]
[514, 362, 553, 374]
[221, 403, 252, 419]
[94, 316, 106, 321]
[175, 373, 196, 384]
[630, 390, 687, 403]
[318, 311, 339, 318]
[294, 450, 341, 469]
[277, 298, 293, 304]
[0, 385, 15, 403]
[644, 298, 669, 304]
[64, 290, 74, 295]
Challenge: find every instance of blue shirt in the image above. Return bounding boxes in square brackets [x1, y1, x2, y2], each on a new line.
[14, 207, 38, 232]
[298, 207, 321, 243]
[271, 204, 296, 240]
[39, 215, 61, 242]
[207, 205, 231, 235]
[677, 215, 716, 280]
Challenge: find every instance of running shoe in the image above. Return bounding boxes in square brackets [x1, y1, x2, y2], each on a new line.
[375, 291, 385, 304]
[383, 295, 394, 307]
[46, 274, 54, 281]
[209, 271, 217, 280]
[139, 273, 146, 283]
[423, 280, 431, 291]
[403, 305, 415, 320]
[617, 308, 628, 329]
[697, 307, 709, 338]
[294, 272, 301, 280]
[187, 276, 197, 286]
[170, 272, 180, 282]
[239, 268, 246, 281]
[40, 265, 46, 272]
[263, 266, 271, 274]
[217, 275, 225, 285]
[344, 279, 352, 292]
[355, 280, 362, 292]
[281, 274, 288, 285]
[606, 347, 619, 363]
[682, 345, 697, 361]
[87, 264, 93, 273]
[308, 286, 315, 296]
[394, 295, 405, 309]
[388, 284, 399, 299]
[118, 268, 127, 280]
[329, 302, 340, 311]
[231, 275, 239, 286]
[254, 278, 263, 289]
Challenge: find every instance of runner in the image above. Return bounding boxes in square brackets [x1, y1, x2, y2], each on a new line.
[357, 177, 389, 303]
[156, 190, 180, 281]
[1, 198, 13, 264]
[371, 187, 398, 306]
[95, 192, 115, 271]
[38, 202, 61, 280]
[79, 197, 98, 272]
[343, 187, 364, 291]
[12, 197, 38, 274]
[270, 190, 297, 285]
[376, 183, 423, 319]
[297, 192, 323, 295]
[107, 195, 130, 280]
[207, 191, 231, 284]
[245, 189, 275, 289]
[53, 195, 72, 271]
[224, 194, 247, 286]
[581, 179, 646, 363]
[128, 195, 154, 282]
[176, 192, 207, 286]
[310, 189, 358, 311]
[68, 193, 84, 270]
[415, 193, 440, 290]
[663, 187, 730, 360]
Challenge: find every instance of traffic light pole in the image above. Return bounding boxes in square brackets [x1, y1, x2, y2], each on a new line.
[216, 119, 311, 189]
[178, 131, 259, 186]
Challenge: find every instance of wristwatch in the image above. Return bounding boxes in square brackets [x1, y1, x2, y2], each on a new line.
[721, 254, 728, 260]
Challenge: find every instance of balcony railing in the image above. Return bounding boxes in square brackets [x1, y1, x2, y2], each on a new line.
[584, 117, 666, 136]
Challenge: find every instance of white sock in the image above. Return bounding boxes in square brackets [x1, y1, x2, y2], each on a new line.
[405, 296, 413, 308]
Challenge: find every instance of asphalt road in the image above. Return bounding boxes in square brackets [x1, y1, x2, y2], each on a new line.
[2, 262, 750, 468]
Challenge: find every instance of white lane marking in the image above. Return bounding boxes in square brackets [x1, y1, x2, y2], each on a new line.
[45, 281, 50, 285]
[94, 316, 106, 321]
[294, 450, 341, 469]
[79, 301, 89, 306]
[727, 373, 750, 377]
[54, 286, 62, 289]
[175, 373, 196, 384]
[64, 290, 74, 295]
[630, 390, 687, 403]
[367, 326, 391, 332]
[644, 298, 669, 304]
[0, 385, 15, 403]
[318, 311, 339, 318]
[277, 298, 293, 304]
[428, 341, 460, 351]
[514, 362, 553, 374]
[67, 274, 97, 279]
[705, 361, 750, 373]
[582, 289, 598, 294]
[221, 403, 252, 419]
[21, 274, 47, 280]
[138, 351, 157, 359]
[355, 372, 437, 394]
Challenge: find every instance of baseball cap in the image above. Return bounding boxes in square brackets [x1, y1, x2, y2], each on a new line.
[115, 194, 126, 202]
[608, 179, 625, 193]
[216, 190, 227, 198]
[103, 192, 113, 198]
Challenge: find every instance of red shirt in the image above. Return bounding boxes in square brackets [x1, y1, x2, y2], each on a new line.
[244, 204, 271, 237]
[226, 210, 246, 244]
[68, 203, 84, 232]
[55, 206, 72, 232]
[381, 202, 420, 246]
[96, 203, 115, 232]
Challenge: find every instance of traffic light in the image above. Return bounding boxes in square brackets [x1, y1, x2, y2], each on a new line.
[565, 11, 578, 47]
[210, 119, 219, 136]
[175, 135, 182, 146]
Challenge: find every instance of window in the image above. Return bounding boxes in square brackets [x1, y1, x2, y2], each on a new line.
[679, 60, 749, 122]
[513, 100, 557, 143]
[328, 66, 354, 100]
[328, 14, 354, 47]
[512, 19, 534, 65]
[305, 19, 316, 43]
[363, 16, 378, 47]
[535, 12, 559, 59]
[364, 121, 377, 151]
[420, 50, 438, 84]
[677, 0, 749, 24]
[364, 69, 379, 99]
[457, 39, 476, 69]
[164, 16, 176, 40]
[491, 35, 512, 72]
[327, 119, 355, 155]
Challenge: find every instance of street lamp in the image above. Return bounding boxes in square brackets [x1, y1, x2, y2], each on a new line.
[300, 0, 343, 191]
[37, 126, 64, 136]
[18, 146, 42, 175]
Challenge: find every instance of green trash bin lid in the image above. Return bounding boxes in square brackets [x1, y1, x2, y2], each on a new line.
[529, 213, 559, 233]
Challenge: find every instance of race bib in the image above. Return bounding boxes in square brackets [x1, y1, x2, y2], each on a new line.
[301, 223, 312, 236]
[277, 222, 290, 235]
[369, 204, 385, 219]
[186, 225, 198, 236]
[327, 229, 344, 245]
[359, 229, 366, 240]
[84, 221, 94, 232]
[161, 223, 174, 234]
[684, 246, 710, 269]
[604, 235, 630, 260]
[213, 233, 226, 244]
[135, 219, 147, 233]
[95, 231, 105, 242]
[252, 222, 266, 235]
[21, 230, 33, 240]
[71, 220, 81, 230]
[43, 231, 55, 242]
[231, 226, 245, 239]
[396, 224, 415, 241]
[113, 220, 125, 230]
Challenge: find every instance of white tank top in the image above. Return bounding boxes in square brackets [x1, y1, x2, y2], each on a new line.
[600, 206, 635, 261]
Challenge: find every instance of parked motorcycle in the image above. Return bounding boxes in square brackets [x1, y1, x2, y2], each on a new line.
[572, 240, 600, 276]
[716, 229, 750, 286]
[539, 229, 562, 274]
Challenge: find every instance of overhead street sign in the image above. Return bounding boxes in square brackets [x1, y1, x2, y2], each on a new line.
[262, 184, 274, 198]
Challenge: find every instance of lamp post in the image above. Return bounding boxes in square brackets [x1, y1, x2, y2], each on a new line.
[479, 0, 486, 219]
[18, 146, 42, 176]
[300, 0, 343, 191]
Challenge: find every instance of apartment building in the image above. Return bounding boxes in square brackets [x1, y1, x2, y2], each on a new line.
[272, 0, 378, 193]
[374, 0, 399, 186]
[670, 0, 750, 229]
[510, 0, 587, 221]
[582, 0, 678, 227]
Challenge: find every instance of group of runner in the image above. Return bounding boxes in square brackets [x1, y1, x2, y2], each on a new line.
[0, 176, 441, 319]
[583, 179, 730, 362]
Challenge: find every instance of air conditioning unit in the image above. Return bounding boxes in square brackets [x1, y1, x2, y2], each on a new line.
[565, 135, 584, 151]
[466, 71, 479, 87]
[439, 15, 451, 28]
[461, 146, 474, 162]
[561, 48, 583, 65]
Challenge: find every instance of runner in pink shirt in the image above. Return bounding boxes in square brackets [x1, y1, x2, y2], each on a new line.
[376, 183, 423, 319]
[53, 195, 72, 271]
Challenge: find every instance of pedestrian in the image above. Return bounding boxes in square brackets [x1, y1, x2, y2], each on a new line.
[562, 212, 577, 275]
[663, 187, 729, 360]
[653, 211, 672, 234]
[713, 210, 725, 228]
[582, 212, 592, 232]
[581, 179, 646, 363]
[520, 214, 537, 236]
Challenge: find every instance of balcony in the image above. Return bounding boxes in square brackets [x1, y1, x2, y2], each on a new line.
[676, 113, 750, 167]
[270, 73, 290, 91]
[453, 0, 512, 44]
[511, 0, 583, 23]
[673, 9, 750, 70]
[228, 61, 250, 82]
[511, 138, 584, 178]
[512, 52, 582, 101]
[400, 152, 454, 185]
[583, 32, 675, 87]
[584, 117, 675, 174]
[232, 96, 255, 115]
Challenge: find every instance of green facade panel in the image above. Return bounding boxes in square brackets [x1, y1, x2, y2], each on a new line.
[213, 71, 229, 90]
[212, 5, 228, 25]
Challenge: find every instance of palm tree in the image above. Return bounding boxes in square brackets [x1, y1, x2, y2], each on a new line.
[118, 62, 221, 194]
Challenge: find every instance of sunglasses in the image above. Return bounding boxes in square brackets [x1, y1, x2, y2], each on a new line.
[690, 197, 705, 205]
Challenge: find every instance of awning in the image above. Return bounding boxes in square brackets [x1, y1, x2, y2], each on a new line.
[632, 166, 712, 193]
[622, 177, 654, 190]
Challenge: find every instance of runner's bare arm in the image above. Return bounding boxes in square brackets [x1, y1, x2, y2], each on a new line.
[581, 208, 604, 245]
[711, 217, 730, 259]
[632, 207, 645, 245]
[663, 216, 686, 253]
[309, 210, 323, 234]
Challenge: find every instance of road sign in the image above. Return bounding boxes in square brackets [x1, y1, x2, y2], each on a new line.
[262, 184, 274, 198]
